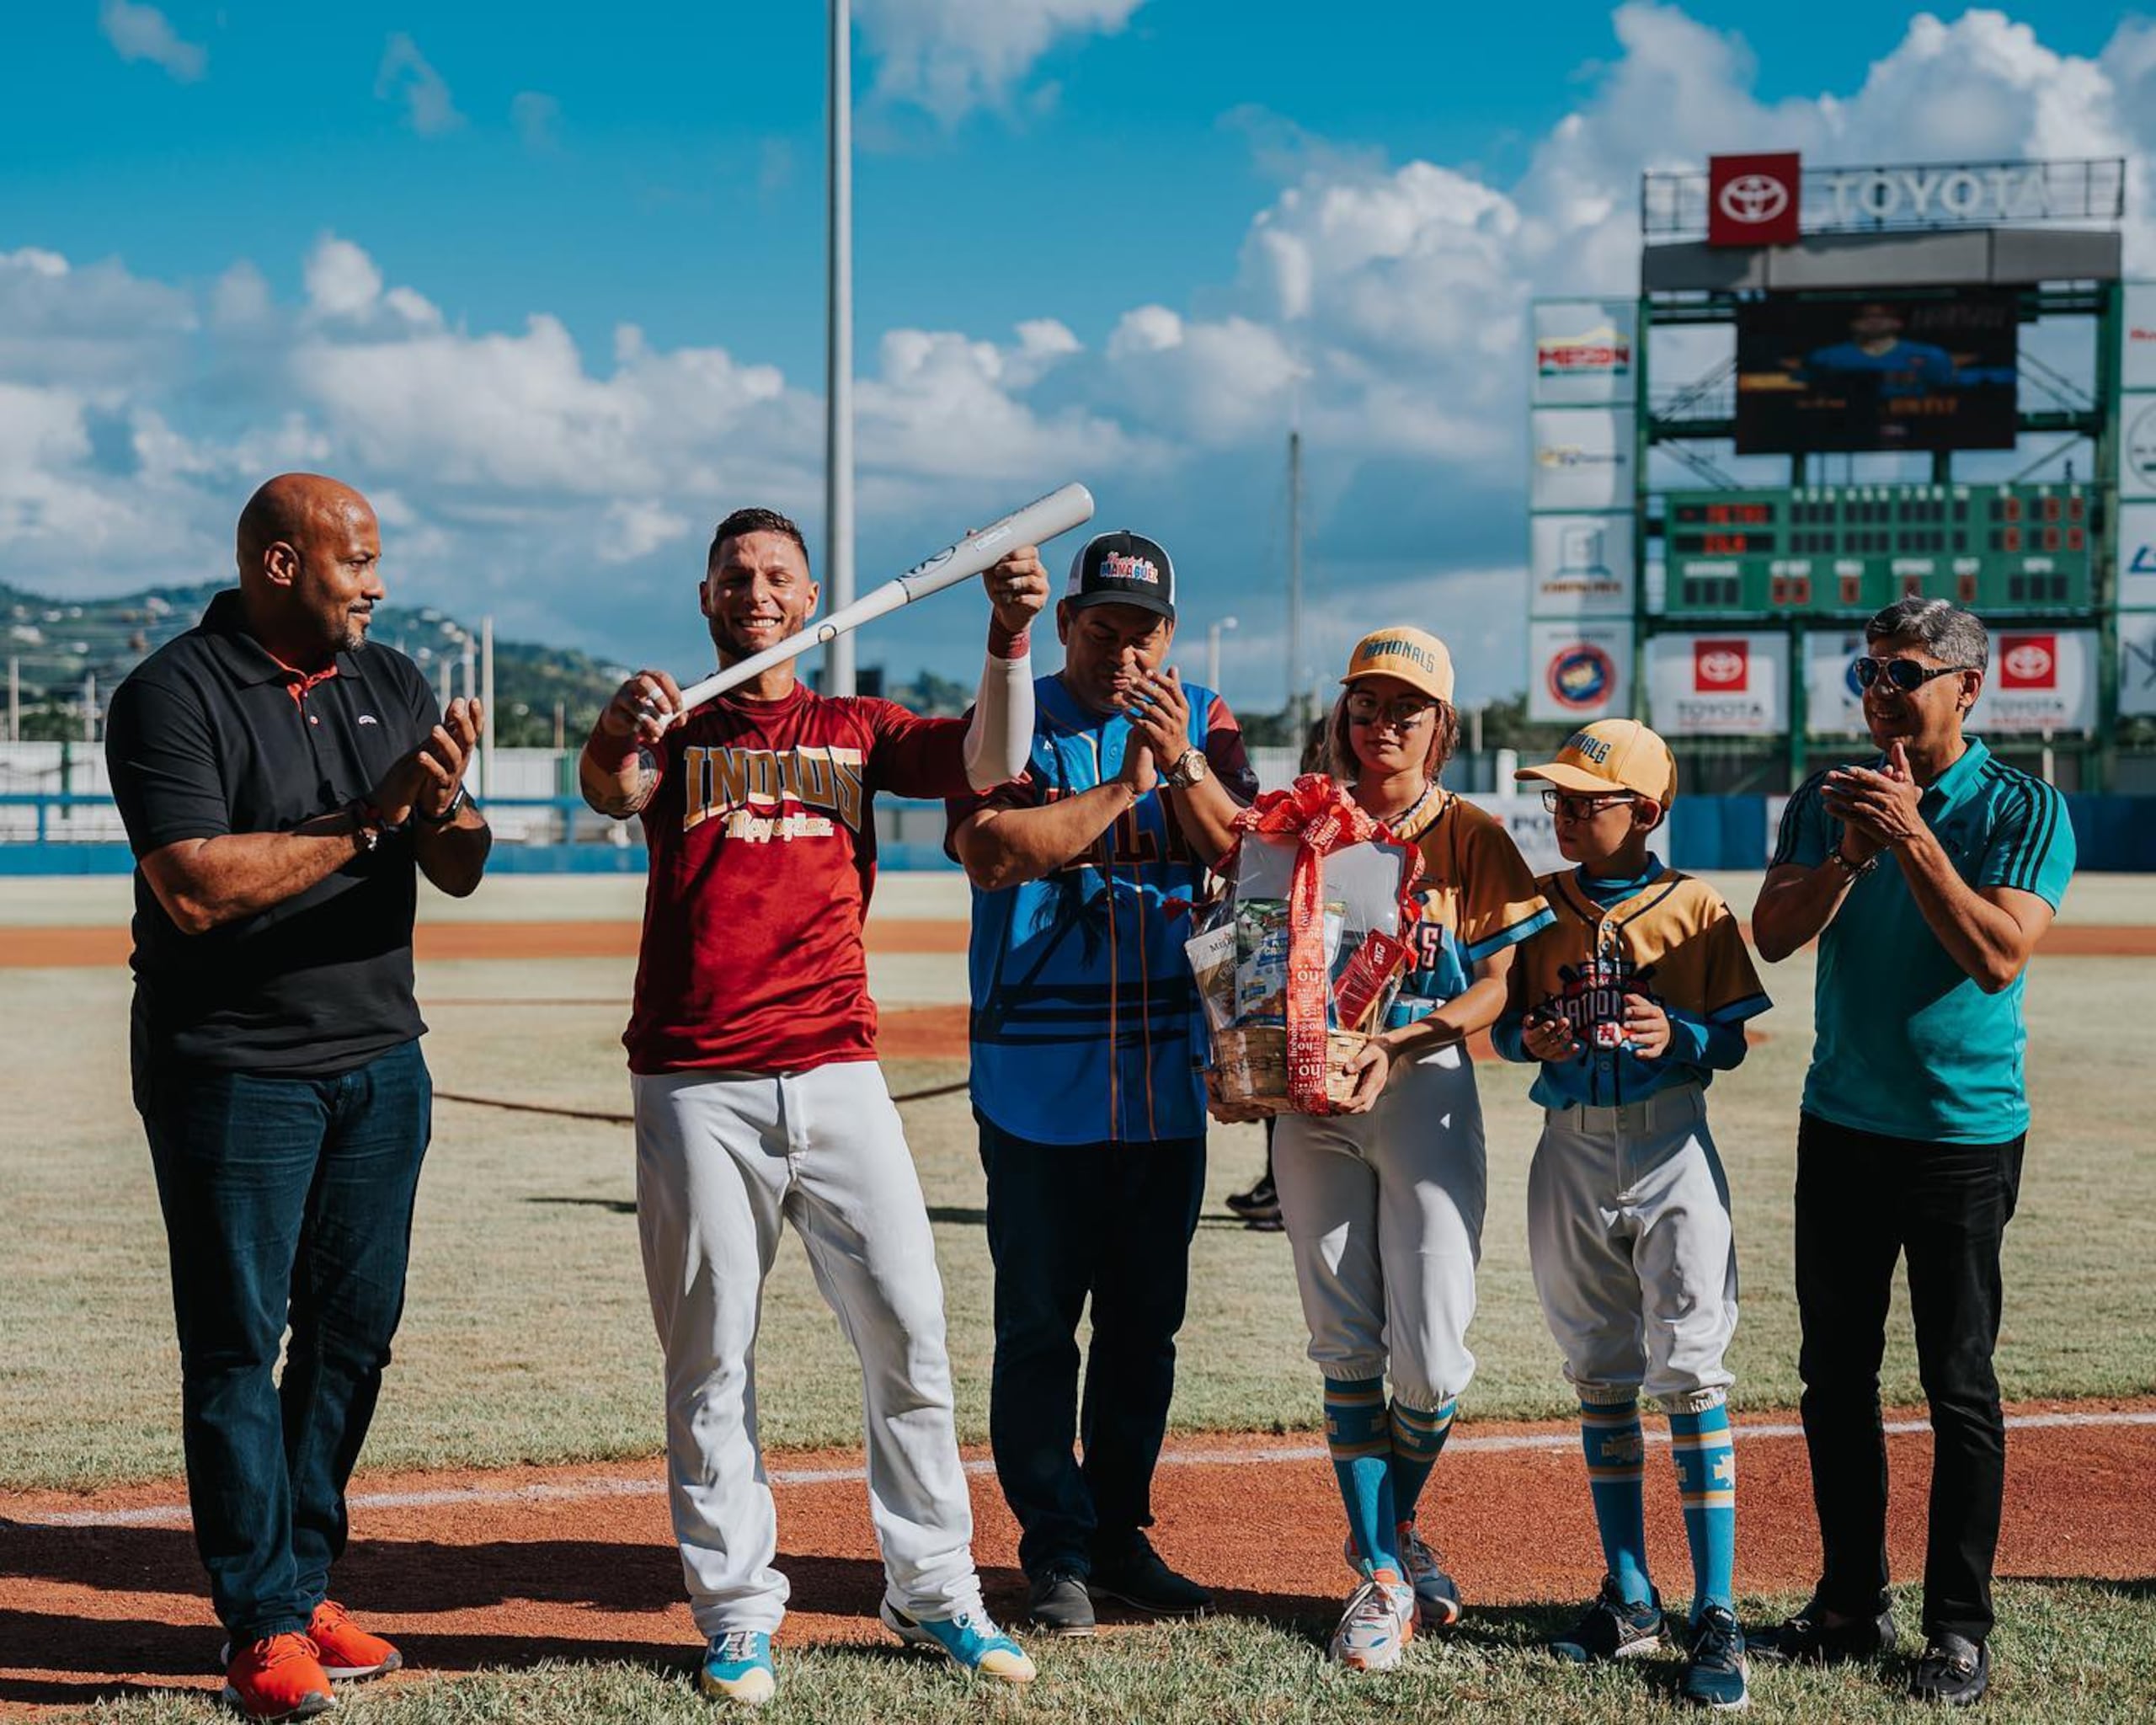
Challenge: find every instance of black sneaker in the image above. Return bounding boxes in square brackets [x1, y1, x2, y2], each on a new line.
[1753, 1597, 1897, 1665]
[1550, 1576, 1665, 1663]
[1909, 1634, 1988, 1706]
[1024, 1568, 1095, 1638]
[1225, 1176, 1279, 1226]
[1087, 1535, 1212, 1617]
[1681, 1605, 1748, 1710]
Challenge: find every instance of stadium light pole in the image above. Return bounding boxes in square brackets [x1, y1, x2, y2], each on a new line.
[1207, 615, 1239, 694]
[825, 0, 857, 696]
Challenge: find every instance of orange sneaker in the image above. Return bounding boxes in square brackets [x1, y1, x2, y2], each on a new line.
[221, 1633, 334, 1720]
[306, 1600, 403, 1680]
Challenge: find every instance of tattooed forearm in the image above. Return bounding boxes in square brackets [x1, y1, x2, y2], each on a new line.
[580, 746, 660, 817]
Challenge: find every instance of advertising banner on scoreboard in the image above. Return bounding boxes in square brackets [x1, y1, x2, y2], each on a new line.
[1531, 409, 1635, 511]
[2121, 614, 2156, 719]
[1646, 633, 1788, 736]
[1532, 300, 1636, 406]
[1803, 630, 1870, 737]
[2122, 283, 2156, 392]
[1967, 630, 2097, 734]
[1530, 511, 1633, 616]
[2121, 398, 2156, 501]
[1529, 621, 1631, 724]
[2116, 502, 2156, 608]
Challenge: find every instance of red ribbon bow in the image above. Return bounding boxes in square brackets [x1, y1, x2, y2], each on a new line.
[1228, 774, 1423, 1112]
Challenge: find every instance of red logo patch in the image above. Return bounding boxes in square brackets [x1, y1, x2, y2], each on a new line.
[1694, 639, 1749, 692]
[1999, 634, 2057, 689]
[1708, 152, 1801, 248]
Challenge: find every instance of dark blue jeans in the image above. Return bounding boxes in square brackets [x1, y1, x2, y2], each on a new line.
[1794, 1112, 2025, 1644]
[140, 1039, 432, 1642]
[975, 1112, 1205, 1579]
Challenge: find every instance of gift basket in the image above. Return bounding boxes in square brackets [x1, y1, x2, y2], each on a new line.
[1187, 775, 1421, 1115]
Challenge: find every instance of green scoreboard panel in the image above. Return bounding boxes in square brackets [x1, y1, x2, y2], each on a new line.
[1662, 483, 2092, 617]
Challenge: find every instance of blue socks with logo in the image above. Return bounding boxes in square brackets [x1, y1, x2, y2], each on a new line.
[1388, 1396, 1455, 1525]
[1324, 1376, 1398, 1574]
[1670, 1401, 1737, 1618]
[1579, 1398, 1652, 1605]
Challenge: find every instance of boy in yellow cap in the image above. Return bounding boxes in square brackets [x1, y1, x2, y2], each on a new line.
[1494, 719, 1769, 1711]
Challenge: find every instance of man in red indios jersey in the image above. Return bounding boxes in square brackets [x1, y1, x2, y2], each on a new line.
[579, 506, 1047, 1706]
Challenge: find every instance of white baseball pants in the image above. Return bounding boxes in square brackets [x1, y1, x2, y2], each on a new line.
[1271, 1044, 1485, 1410]
[632, 1060, 983, 1636]
[1526, 1081, 1738, 1411]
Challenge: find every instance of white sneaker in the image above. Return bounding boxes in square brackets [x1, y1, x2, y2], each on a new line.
[1329, 1566, 1414, 1671]
[1340, 1524, 1464, 1629]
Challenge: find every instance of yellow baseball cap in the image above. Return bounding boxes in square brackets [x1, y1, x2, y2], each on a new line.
[1514, 718, 1678, 808]
[1340, 627, 1454, 704]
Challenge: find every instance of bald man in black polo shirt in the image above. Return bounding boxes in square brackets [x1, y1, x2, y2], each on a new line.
[105, 473, 491, 1721]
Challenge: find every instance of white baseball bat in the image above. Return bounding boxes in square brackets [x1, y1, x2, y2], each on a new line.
[671, 482, 1096, 719]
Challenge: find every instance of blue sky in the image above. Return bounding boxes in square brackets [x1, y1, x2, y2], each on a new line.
[2, 2, 2147, 708]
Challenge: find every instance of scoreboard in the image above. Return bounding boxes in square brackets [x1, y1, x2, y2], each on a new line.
[1662, 483, 2092, 617]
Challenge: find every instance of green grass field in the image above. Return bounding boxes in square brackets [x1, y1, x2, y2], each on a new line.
[4, 937, 2150, 1491]
[51, 1583, 2156, 1724]
[4, 874, 2153, 1722]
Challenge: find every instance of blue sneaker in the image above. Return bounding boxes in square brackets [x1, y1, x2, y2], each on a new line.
[697, 1629, 776, 1707]
[879, 1599, 1037, 1685]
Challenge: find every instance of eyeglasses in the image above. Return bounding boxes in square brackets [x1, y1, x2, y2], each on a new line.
[1541, 788, 1636, 820]
[1344, 693, 1437, 728]
[1853, 656, 1976, 693]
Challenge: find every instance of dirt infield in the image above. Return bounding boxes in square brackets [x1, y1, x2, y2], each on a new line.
[9, 919, 2156, 971]
[4, 1400, 2151, 1714]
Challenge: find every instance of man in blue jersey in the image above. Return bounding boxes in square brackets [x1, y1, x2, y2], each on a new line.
[947, 530, 1257, 1637]
[1752, 598, 2075, 1708]
[1798, 302, 1957, 398]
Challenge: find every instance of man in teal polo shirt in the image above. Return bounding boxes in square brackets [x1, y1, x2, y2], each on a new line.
[1752, 597, 2074, 1707]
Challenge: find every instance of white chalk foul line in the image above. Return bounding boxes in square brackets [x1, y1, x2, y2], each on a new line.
[19, 1408, 2154, 1532]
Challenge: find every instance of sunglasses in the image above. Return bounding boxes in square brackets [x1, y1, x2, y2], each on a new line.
[1854, 656, 1975, 693]
[1344, 694, 1437, 728]
[1541, 788, 1636, 820]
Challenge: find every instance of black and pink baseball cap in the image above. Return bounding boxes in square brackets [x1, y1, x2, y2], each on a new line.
[1065, 530, 1176, 622]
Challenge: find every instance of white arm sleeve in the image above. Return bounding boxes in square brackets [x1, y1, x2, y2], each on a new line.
[962, 646, 1034, 790]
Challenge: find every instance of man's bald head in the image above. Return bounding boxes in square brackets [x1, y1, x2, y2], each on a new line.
[237, 473, 375, 578]
[234, 473, 386, 660]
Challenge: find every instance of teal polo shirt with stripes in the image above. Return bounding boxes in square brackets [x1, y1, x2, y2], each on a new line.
[1770, 738, 2075, 1145]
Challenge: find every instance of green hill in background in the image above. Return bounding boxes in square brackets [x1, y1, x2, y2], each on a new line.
[2, 580, 632, 747]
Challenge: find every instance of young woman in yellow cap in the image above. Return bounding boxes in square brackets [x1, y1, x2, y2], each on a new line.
[1273, 627, 1553, 1671]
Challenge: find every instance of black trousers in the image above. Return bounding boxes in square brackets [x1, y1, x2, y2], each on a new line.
[974, 1111, 1206, 1579]
[1793, 1111, 2025, 1643]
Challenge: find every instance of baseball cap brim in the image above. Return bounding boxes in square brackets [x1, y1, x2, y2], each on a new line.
[1066, 588, 1175, 620]
[1514, 761, 1642, 795]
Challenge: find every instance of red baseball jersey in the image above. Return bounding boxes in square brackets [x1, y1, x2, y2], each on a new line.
[625, 685, 973, 1075]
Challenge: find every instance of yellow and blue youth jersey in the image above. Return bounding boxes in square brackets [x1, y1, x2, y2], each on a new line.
[1496, 860, 1770, 1109]
[1385, 789, 1555, 1030]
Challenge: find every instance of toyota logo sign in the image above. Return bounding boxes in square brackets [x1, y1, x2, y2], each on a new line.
[1694, 640, 1749, 692]
[1708, 152, 1801, 247]
[1718, 174, 1790, 226]
[1999, 635, 2057, 689]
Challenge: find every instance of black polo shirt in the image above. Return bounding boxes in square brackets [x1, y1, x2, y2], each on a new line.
[105, 589, 442, 1078]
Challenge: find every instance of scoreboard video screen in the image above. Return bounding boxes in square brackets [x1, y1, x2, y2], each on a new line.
[1735, 291, 2019, 455]
[1662, 483, 2089, 617]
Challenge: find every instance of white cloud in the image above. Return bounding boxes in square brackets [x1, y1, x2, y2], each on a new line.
[98, 0, 205, 82]
[511, 91, 562, 154]
[375, 33, 463, 136]
[600, 499, 693, 563]
[856, 0, 1144, 124]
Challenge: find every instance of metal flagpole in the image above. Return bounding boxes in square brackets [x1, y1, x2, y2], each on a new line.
[825, 0, 857, 696]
